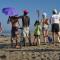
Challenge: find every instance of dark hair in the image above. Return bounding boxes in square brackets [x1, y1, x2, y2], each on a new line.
[53, 11, 56, 14]
[34, 20, 40, 26]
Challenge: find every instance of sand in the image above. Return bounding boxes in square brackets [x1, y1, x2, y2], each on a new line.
[0, 34, 60, 60]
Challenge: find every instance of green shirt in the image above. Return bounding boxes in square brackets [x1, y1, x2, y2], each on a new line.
[34, 25, 41, 35]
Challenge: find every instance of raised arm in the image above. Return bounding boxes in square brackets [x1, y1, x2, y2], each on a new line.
[17, 16, 23, 19]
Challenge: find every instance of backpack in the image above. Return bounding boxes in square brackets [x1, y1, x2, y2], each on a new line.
[48, 36, 52, 43]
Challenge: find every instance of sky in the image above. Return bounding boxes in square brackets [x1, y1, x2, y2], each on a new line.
[0, 0, 60, 32]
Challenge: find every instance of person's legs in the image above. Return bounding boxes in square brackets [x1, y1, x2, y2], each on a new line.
[51, 24, 56, 43]
[37, 35, 40, 45]
[33, 36, 37, 46]
[43, 30, 47, 43]
[23, 28, 26, 46]
[43, 27, 47, 43]
[44, 31, 46, 42]
[26, 27, 31, 46]
[58, 32, 60, 42]
[20, 28, 25, 46]
[11, 36, 13, 47]
[15, 28, 20, 48]
[23, 37, 25, 46]
[56, 31, 60, 43]
[43, 24, 48, 43]
[33, 36, 36, 45]
[22, 27, 30, 46]
[34, 35, 40, 46]
[28, 31, 31, 46]
[42, 27, 45, 41]
[15, 37, 18, 46]
[45, 30, 48, 43]
[15, 35, 20, 48]
[43, 30, 45, 42]
[52, 32, 55, 43]
[54, 23, 59, 43]
[11, 29, 14, 47]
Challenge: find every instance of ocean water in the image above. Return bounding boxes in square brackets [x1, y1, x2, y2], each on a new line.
[0, 30, 11, 36]
[0, 24, 52, 37]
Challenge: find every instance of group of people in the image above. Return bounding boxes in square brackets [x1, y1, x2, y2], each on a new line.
[2, 9, 60, 48]
[7, 10, 30, 48]
[34, 9, 60, 45]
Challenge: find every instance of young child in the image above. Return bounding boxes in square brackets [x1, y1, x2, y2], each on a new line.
[33, 20, 41, 46]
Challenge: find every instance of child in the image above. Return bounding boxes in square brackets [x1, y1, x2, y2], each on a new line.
[33, 20, 41, 46]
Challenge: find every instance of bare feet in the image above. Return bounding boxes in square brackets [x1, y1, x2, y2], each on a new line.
[16, 45, 20, 49]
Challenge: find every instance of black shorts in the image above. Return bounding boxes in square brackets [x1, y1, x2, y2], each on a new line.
[34, 34, 40, 38]
[51, 23, 59, 32]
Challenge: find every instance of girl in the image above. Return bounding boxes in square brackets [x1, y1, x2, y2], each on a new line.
[33, 20, 41, 46]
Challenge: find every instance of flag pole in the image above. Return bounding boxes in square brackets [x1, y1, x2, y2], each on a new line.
[36, 9, 40, 21]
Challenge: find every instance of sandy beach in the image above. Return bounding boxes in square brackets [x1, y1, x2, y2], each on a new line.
[0, 34, 60, 60]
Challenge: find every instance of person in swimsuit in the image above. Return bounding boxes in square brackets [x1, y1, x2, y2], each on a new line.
[41, 12, 49, 43]
[7, 16, 20, 48]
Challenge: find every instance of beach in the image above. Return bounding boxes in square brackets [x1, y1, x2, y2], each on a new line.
[0, 34, 60, 60]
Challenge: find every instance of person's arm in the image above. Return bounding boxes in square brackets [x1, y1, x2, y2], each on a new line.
[28, 17, 30, 26]
[18, 16, 22, 19]
[59, 15, 60, 22]
[50, 17, 51, 24]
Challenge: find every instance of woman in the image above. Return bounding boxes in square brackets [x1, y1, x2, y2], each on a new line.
[41, 12, 49, 43]
[7, 16, 20, 48]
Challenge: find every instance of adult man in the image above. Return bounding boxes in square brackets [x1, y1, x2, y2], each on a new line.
[7, 16, 20, 48]
[50, 9, 60, 43]
[19, 10, 30, 46]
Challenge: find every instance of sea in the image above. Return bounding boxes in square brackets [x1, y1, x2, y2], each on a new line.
[1, 24, 58, 37]
[0, 24, 52, 37]
[0, 30, 11, 37]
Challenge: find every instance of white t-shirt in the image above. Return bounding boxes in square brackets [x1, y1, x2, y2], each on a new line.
[51, 14, 60, 24]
